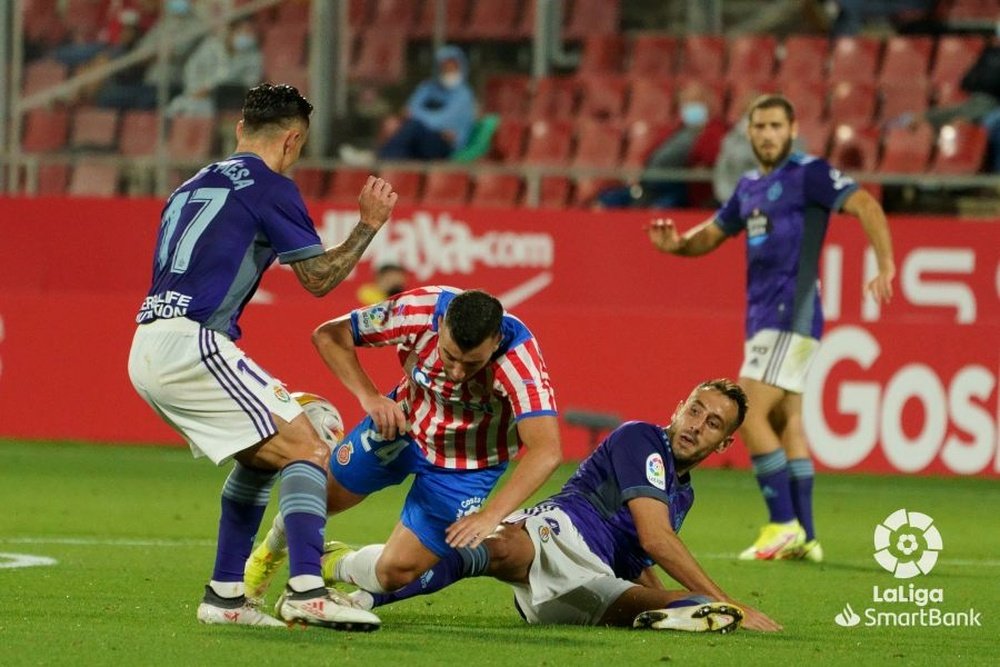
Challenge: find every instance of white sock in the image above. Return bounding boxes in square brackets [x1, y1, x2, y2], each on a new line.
[287, 574, 325, 592]
[337, 544, 387, 593]
[209, 580, 245, 598]
[264, 514, 287, 552]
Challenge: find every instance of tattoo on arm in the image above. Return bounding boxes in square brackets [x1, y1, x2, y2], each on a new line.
[292, 222, 378, 296]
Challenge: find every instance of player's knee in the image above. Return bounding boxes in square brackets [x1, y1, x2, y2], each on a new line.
[376, 560, 422, 591]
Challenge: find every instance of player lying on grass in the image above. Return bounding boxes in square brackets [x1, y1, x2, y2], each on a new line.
[249, 379, 782, 633]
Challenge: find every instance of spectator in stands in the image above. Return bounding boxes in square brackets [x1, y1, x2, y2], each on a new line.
[166, 18, 263, 117]
[356, 263, 409, 306]
[596, 81, 727, 209]
[340, 45, 477, 164]
[822, 0, 939, 36]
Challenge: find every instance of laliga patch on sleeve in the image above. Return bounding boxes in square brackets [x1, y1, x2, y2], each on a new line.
[645, 453, 666, 490]
[357, 305, 389, 334]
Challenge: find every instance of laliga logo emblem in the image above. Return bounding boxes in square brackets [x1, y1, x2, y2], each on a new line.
[873, 509, 942, 579]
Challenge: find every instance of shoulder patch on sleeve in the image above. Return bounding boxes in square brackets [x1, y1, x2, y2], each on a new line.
[645, 453, 667, 490]
[357, 304, 389, 335]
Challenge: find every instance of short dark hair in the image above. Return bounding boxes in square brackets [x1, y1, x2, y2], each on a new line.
[747, 94, 795, 124]
[444, 290, 503, 351]
[242, 83, 313, 133]
[696, 378, 748, 433]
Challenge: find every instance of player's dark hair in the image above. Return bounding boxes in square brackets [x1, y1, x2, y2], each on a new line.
[748, 94, 795, 124]
[444, 290, 503, 351]
[241, 83, 313, 133]
[697, 378, 748, 433]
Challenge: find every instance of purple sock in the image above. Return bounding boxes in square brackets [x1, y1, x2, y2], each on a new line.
[211, 463, 275, 583]
[370, 543, 489, 608]
[279, 461, 328, 579]
[751, 450, 795, 524]
[788, 458, 816, 540]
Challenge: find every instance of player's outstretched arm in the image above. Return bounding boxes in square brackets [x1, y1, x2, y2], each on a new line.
[292, 176, 398, 296]
[628, 497, 782, 632]
[312, 316, 407, 439]
[841, 189, 896, 305]
[446, 415, 562, 549]
[646, 217, 728, 256]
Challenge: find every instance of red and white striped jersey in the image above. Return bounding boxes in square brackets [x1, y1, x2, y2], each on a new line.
[350, 286, 557, 469]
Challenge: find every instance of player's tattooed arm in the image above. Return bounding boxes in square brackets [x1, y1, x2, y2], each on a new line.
[292, 222, 378, 296]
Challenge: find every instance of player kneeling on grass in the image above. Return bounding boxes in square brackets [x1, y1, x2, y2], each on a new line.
[254, 379, 782, 632]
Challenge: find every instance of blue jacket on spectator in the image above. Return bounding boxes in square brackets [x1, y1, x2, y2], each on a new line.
[405, 45, 476, 152]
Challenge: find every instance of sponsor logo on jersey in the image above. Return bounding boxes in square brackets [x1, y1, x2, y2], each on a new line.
[746, 209, 772, 247]
[646, 454, 666, 490]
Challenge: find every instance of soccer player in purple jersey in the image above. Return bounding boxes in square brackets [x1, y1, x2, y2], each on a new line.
[314, 379, 781, 633]
[127, 84, 397, 629]
[646, 94, 896, 563]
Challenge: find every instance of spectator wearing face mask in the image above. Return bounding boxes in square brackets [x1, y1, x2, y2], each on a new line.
[340, 45, 477, 164]
[596, 81, 727, 209]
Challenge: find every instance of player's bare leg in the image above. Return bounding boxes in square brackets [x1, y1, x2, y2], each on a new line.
[328, 523, 442, 593]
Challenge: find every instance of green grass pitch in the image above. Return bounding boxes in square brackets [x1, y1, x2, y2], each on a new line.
[1, 439, 997, 666]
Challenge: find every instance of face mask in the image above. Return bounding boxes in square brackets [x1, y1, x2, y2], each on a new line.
[680, 101, 709, 127]
[440, 72, 463, 89]
[166, 0, 190, 16]
[233, 33, 257, 51]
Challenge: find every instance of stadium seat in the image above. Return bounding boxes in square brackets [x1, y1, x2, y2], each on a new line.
[411, 0, 469, 39]
[629, 33, 678, 79]
[945, 0, 1000, 20]
[168, 116, 215, 161]
[65, 0, 106, 42]
[22, 58, 67, 97]
[577, 75, 628, 120]
[677, 35, 726, 84]
[262, 24, 307, 81]
[24, 0, 67, 49]
[484, 75, 531, 116]
[522, 119, 575, 166]
[327, 167, 373, 203]
[537, 176, 572, 208]
[828, 124, 880, 172]
[349, 0, 370, 28]
[828, 36, 882, 84]
[513, 0, 539, 39]
[293, 168, 328, 199]
[726, 79, 779, 125]
[369, 0, 419, 33]
[68, 161, 120, 197]
[22, 107, 70, 153]
[351, 29, 406, 83]
[930, 35, 986, 97]
[578, 35, 626, 74]
[880, 122, 934, 173]
[725, 35, 777, 87]
[527, 77, 578, 120]
[422, 170, 471, 207]
[622, 121, 676, 169]
[878, 80, 929, 122]
[879, 36, 933, 86]
[572, 177, 619, 207]
[781, 78, 827, 123]
[276, 0, 312, 25]
[828, 81, 877, 126]
[70, 107, 118, 151]
[794, 117, 832, 156]
[464, 0, 521, 39]
[930, 122, 988, 174]
[378, 168, 423, 205]
[34, 163, 70, 195]
[776, 35, 828, 83]
[564, 0, 620, 39]
[119, 110, 158, 157]
[572, 119, 623, 167]
[489, 117, 528, 163]
[625, 78, 675, 127]
[470, 173, 523, 208]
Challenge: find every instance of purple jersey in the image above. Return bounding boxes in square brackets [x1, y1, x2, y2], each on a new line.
[547, 421, 694, 581]
[135, 153, 324, 339]
[714, 152, 857, 339]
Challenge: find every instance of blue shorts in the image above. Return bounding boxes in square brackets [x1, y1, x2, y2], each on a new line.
[329, 413, 508, 556]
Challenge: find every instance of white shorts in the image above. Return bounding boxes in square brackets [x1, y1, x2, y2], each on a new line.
[505, 506, 635, 626]
[738, 328, 821, 394]
[127, 318, 303, 465]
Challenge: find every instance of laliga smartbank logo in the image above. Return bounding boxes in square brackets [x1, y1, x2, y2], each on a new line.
[834, 509, 981, 629]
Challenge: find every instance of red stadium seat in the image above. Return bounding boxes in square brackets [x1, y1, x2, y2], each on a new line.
[776, 35, 828, 83]
[828, 36, 882, 84]
[578, 35, 626, 74]
[22, 58, 67, 97]
[168, 116, 214, 161]
[483, 75, 531, 116]
[421, 170, 471, 207]
[879, 36, 933, 85]
[513, 0, 539, 39]
[34, 164, 70, 195]
[880, 123, 934, 173]
[879, 80, 929, 122]
[564, 0, 620, 39]
[629, 34, 678, 79]
[470, 173, 523, 208]
[464, 0, 521, 39]
[945, 0, 1000, 20]
[726, 79, 779, 125]
[622, 121, 676, 169]
[68, 161, 120, 197]
[794, 117, 832, 156]
[625, 77, 675, 127]
[490, 117, 528, 163]
[119, 111, 158, 157]
[328, 167, 373, 203]
[930, 122, 988, 174]
[828, 80, 877, 126]
[276, 0, 312, 25]
[573, 177, 619, 207]
[828, 124, 880, 172]
[527, 77, 578, 120]
[378, 169, 423, 205]
[522, 119, 575, 165]
[930, 35, 986, 95]
[781, 78, 827, 123]
[572, 119, 623, 167]
[22, 107, 70, 153]
[412, 0, 469, 39]
[577, 75, 628, 120]
[725, 35, 777, 87]
[369, 0, 419, 32]
[351, 29, 406, 84]
[538, 176, 572, 208]
[65, 0, 106, 42]
[262, 24, 307, 81]
[677, 35, 726, 83]
[293, 168, 328, 199]
[70, 107, 118, 151]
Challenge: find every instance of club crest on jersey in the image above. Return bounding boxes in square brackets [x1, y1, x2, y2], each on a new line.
[273, 386, 291, 402]
[336, 443, 352, 466]
[746, 209, 772, 247]
[358, 305, 389, 334]
[767, 181, 783, 201]
[646, 454, 666, 490]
